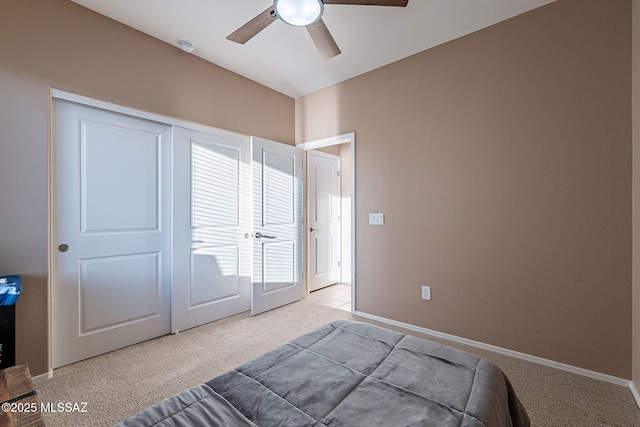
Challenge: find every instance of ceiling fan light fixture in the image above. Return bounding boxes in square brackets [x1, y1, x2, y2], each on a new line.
[274, 0, 323, 27]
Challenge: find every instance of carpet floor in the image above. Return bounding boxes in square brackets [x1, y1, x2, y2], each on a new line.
[35, 298, 640, 426]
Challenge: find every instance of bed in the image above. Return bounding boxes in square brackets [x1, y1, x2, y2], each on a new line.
[117, 320, 530, 426]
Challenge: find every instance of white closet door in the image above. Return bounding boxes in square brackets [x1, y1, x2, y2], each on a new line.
[172, 127, 252, 332]
[251, 137, 303, 315]
[52, 100, 171, 368]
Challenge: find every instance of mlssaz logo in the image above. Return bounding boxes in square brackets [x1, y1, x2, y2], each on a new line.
[40, 402, 88, 413]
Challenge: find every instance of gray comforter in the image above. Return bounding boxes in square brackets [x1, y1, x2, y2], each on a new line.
[118, 320, 529, 426]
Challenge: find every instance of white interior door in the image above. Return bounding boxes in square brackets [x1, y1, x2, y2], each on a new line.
[52, 100, 171, 368]
[172, 127, 252, 332]
[307, 151, 341, 292]
[251, 137, 303, 315]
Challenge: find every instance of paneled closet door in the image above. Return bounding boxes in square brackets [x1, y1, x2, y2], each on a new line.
[52, 96, 303, 367]
[52, 100, 171, 368]
[171, 127, 252, 333]
[251, 137, 303, 315]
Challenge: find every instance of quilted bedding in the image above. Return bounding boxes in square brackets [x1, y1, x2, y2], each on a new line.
[117, 320, 530, 427]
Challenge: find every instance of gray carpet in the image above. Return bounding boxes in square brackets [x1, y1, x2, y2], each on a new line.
[35, 298, 640, 426]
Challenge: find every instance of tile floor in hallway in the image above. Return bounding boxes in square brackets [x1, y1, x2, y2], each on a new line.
[308, 283, 352, 312]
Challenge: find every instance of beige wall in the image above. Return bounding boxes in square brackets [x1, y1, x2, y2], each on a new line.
[297, 0, 632, 378]
[0, 0, 295, 376]
[633, 0, 640, 391]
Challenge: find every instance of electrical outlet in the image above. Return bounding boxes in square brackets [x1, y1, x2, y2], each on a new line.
[421, 286, 431, 301]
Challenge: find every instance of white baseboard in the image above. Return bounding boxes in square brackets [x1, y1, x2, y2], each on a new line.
[631, 381, 640, 410]
[31, 370, 53, 384]
[355, 311, 631, 388]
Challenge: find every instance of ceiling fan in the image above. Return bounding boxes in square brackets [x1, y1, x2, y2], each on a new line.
[226, 0, 409, 60]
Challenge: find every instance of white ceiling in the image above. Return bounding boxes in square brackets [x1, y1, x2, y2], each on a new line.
[70, 0, 555, 99]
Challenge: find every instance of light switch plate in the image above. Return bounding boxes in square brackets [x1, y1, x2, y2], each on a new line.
[421, 286, 432, 301]
[369, 213, 384, 225]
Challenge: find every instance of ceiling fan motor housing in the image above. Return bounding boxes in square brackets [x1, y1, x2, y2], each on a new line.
[274, 0, 324, 27]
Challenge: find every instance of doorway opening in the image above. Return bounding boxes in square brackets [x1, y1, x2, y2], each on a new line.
[298, 133, 355, 313]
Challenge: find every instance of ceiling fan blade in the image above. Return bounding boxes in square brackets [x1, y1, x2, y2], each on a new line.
[226, 6, 277, 44]
[306, 19, 341, 60]
[322, 0, 408, 6]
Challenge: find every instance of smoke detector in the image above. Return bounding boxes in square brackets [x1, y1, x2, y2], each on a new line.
[178, 40, 195, 53]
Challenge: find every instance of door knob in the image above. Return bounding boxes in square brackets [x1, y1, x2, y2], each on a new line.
[58, 244, 69, 252]
[310, 227, 318, 232]
[255, 232, 276, 239]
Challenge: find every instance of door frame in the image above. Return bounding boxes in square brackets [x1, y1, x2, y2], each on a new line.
[298, 133, 356, 313]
